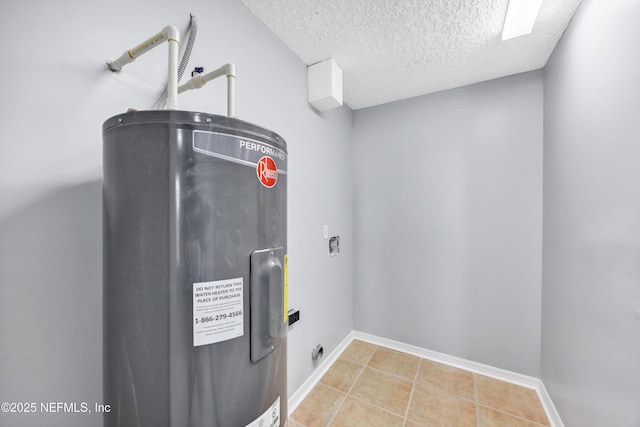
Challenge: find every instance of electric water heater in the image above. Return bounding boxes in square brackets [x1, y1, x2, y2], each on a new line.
[103, 110, 288, 427]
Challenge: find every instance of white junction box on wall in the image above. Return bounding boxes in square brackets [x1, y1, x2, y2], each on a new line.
[308, 58, 343, 112]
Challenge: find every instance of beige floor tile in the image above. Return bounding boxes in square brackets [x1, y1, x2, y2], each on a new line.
[341, 340, 378, 365]
[291, 383, 346, 427]
[367, 347, 420, 380]
[320, 358, 364, 393]
[475, 374, 549, 426]
[478, 405, 548, 427]
[291, 344, 552, 427]
[287, 419, 306, 427]
[407, 382, 477, 427]
[415, 359, 475, 401]
[329, 397, 404, 427]
[350, 367, 413, 416]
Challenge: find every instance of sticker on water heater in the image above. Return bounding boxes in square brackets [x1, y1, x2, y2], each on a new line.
[192, 131, 288, 173]
[257, 156, 278, 188]
[193, 278, 244, 347]
[245, 396, 280, 427]
[283, 254, 288, 323]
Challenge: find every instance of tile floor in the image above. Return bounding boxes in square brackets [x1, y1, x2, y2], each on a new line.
[289, 340, 550, 427]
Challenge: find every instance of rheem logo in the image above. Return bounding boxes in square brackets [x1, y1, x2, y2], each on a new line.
[256, 156, 278, 188]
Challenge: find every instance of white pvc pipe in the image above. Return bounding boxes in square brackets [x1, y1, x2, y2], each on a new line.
[165, 29, 179, 110]
[177, 74, 207, 93]
[107, 25, 180, 110]
[177, 63, 236, 117]
[225, 63, 235, 117]
[227, 71, 235, 118]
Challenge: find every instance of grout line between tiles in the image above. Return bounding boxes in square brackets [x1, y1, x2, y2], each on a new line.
[323, 391, 348, 427]
[402, 357, 421, 425]
[363, 345, 378, 366]
[327, 343, 421, 425]
[474, 373, 550, 426]
[412, 376, 476, 404]
[474, 373, 480, 427]
[477, 404, 550, 427]
[347, 394, 410, 423]
[352, 332, 543, 390]
[343, 349, 484, 423]
[317, 382, 350, 395]
[345, 352, 372, 395]
[323, 346, 373, 426]
[364, 364, 416, 384]
[298, 335, 554, 427]
[290, 384, 346, 427]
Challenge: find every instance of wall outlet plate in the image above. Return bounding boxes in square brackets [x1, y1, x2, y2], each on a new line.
[288, 309, 300, 326]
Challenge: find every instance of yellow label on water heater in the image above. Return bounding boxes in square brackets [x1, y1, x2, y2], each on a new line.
[283, 254, 288, 323]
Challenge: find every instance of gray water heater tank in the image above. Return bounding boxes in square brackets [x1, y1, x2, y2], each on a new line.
[103, 110, 288, 427]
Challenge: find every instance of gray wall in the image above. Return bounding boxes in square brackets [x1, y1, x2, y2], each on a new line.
[352, 71, 543, 376]
[542, 0, 640, 425]
[0, 1, 353, 426]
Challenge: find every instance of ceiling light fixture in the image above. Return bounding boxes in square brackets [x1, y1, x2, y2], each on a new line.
[502, 0, 544, 40]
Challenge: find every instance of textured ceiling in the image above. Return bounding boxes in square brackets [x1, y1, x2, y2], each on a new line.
[241, 0, 582, 110]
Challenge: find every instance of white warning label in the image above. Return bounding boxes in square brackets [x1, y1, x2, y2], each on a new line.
[245, 397, 280, 427]
[193, 277, 244, 347]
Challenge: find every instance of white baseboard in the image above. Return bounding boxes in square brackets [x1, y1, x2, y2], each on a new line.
[537, 379, 565, 427]
[288, 330, 564, 427]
